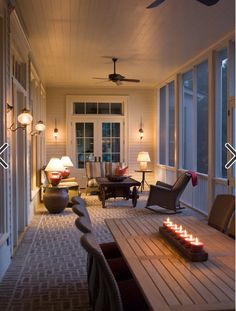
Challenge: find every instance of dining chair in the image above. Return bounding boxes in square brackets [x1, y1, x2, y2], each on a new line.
[80, 233, 149, 311]
[208, 194, 235, 232]
[227, 213, 235, 239]
[72, 199, 122, 259]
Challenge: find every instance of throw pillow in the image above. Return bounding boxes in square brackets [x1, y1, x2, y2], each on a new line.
[115, 166, 128, 176]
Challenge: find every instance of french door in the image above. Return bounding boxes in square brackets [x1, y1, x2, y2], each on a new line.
[71, 118, 124, 186]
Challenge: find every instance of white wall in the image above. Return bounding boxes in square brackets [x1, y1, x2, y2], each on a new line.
[46, 87, 156, 185]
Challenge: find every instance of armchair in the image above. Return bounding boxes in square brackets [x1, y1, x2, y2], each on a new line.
[145, 172, 192, 213]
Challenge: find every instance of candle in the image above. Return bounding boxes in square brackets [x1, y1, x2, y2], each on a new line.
[175, 225, 184, 239]
[163, 217, 171, 228]
[165, 221, 173, 231]
[184, 234, 195, 247]
[180, 230, 189, 243]
[190, 238, 204, 253]
[170, 224, 179, 234]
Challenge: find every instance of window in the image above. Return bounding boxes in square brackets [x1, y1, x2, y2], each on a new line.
[73, 102, 122, 115]
[181, 60, 208, 174]
[215, 49, 227, 178]
[159, 81, 175, 166]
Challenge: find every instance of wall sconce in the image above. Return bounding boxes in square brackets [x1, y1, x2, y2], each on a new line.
[139, 117, 144, 140]
[31, 120, 46, 136]
[9, 108, 33, 131]
[54, 119, 58, 140]
[139, 127, 144, 140]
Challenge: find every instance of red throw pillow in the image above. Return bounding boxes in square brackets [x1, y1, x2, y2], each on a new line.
[115, 166, 128, 176]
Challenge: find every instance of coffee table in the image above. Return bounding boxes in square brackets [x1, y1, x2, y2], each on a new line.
[96, 177, 141, 208]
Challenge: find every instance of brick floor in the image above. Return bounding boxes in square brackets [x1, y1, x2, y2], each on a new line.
[0, 192, 206, 311]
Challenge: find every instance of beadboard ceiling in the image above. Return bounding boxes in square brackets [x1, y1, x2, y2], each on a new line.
[15, 0, 234, 88]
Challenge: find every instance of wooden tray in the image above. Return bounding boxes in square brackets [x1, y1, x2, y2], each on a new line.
[159, 226, 208, 262]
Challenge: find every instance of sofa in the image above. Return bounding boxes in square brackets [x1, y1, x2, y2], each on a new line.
[85, 161, 127, 195]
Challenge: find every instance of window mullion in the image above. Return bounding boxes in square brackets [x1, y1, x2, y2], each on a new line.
[166, 85, 169, 165]
[193, 66, 198, 172]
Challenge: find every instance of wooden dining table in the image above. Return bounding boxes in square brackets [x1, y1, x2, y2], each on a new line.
[105, 215, 235, 311]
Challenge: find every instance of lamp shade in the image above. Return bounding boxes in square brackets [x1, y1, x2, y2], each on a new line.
[45, 158, 65, 172]
[137, 152, 151, 162]
[35, 120, 46, 132]
[61, 156, 73, 167]
[17, 109, 33, 125]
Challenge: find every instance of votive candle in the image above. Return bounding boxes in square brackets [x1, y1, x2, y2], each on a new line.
[184, 234, 195, 247]
[163, 217, 171, 228]
[190, 237, 204, 253]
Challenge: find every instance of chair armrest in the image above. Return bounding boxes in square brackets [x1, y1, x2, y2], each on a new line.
[61, 177, 76, 182]
[156, 181, 172, 189]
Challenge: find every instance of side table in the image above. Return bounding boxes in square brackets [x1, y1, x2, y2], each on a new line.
[135, 170, 153, 192]
[43, 186, 69, 213]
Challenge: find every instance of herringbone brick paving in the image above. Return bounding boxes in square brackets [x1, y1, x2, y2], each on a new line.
[0, 192, 206, 311]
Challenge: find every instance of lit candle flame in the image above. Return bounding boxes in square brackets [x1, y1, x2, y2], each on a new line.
[195, 237, 199, 244]
[179, 225, 182, 230]
[167, 217, 170, 222]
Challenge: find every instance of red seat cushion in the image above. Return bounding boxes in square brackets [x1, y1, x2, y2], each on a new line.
[115, 166, 128, 176]
[100, 242, 122, 259]
[118, 279, 149, 311]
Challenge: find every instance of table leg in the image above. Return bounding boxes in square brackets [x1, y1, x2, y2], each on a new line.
[132, 186, 138, 207]
[100, 187, 106, 208]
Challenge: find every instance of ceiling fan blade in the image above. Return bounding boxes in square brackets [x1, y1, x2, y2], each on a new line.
[121, 78, 140, 83]
[146, 0, 165, 9]
[196, 0, 220, 5]
[92, 77, 109, 80]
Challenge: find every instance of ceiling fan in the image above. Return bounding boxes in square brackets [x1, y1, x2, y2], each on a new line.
[93, 58, 140, 85]
[147, 0, 220, 9]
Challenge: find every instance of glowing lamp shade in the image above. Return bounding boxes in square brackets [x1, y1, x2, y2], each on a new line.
[35, 120, 46, 132]
[137, 152, 150, 171]
[61, 156, 73, 167]
[17, 109, 33, 125]
[45, 158, 65, 172]
[45, 158, 65, 186]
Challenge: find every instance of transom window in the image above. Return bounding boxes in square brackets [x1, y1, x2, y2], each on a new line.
[73, 102, 122, 115]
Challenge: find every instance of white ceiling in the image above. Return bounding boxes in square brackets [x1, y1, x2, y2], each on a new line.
[15, 0, 235, 88]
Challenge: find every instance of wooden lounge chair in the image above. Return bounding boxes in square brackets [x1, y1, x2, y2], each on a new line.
[145, 172, 192, 213]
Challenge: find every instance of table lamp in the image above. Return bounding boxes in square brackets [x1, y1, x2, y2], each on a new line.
[61, 156, 74, 178]
[45, 158, 65, 186]
[137, 152, 150, 171]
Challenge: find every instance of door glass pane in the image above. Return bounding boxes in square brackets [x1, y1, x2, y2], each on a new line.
[85, 123, 93, 137]
[182, 70, 193, 170]
[76, 123, 84, 137]
[102, 154, 111, 162]
[197, 60, 208, 174]
[102, 139, 111, 153]
[168, 81, 175, 167]
[112, 123, 120, 137]
[77, 154, 84, 168]
[102, 123, 110, 137]
[112, 154, 120, 162]
[112, 138, 120, 152]
[76, 138, 84, 153]
[86, 103, 97, 114]
[74, 102, 85, 114]
[102, 122, 120, 162]
[75, 123, 94, 168]
[159, 86, 166, 164]
[111, 103, 122, 114]
[98, 103, 109, 114]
